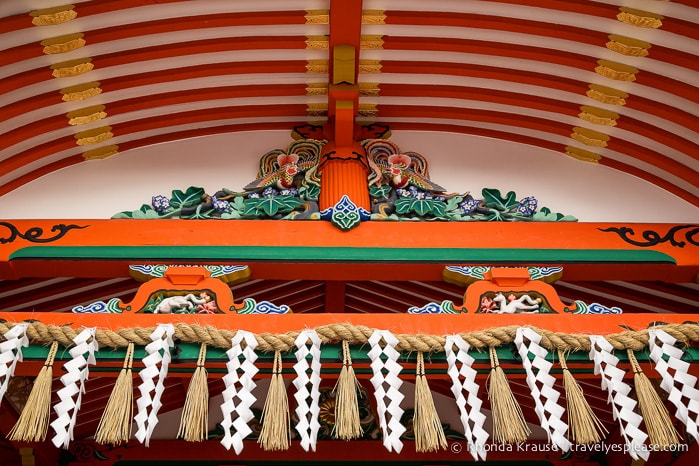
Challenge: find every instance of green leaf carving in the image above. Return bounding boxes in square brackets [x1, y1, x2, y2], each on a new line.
[531, 207, 578, 222]
[243, 195, 302, 217]
[369, 185, 393, 200]
[411, 199, 432, 216]
[444, 195, 463, 212]
[394, 197, 447, 217]
[301, 183, 320, 201]
[485, 209, 508, 221]
[182, 204, 215, 219]
[394, 197, 412, 214]
[430, 200, 447, 218]
[482, 188, 518, 211]
[170, 187, 205, 209]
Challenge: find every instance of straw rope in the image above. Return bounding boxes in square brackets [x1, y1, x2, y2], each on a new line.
[1, 321, 698, 353]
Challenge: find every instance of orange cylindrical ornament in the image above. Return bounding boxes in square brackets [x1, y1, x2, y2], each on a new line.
[318, 141, 371, 211]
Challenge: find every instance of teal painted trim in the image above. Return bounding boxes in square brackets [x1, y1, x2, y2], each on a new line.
[21, 343, 688, 376]
[10, 245, 675, 264]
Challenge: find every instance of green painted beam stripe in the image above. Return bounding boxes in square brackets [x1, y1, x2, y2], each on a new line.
[11, 245, 675, 264]
[21, 343, 686, 375]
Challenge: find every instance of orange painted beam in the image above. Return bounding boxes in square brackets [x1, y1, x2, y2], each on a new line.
[328, 0, 362, 71]
[0, 312, 694, 340]
[0, 220, 696, 282]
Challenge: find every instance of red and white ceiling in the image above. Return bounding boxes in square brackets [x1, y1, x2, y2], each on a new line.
[1, 0, 697, 204]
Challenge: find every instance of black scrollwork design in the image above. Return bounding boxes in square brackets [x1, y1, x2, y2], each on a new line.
[598, 224, 699, 248]
[70, 440, 114, 461]
[0, 222, 89, 244]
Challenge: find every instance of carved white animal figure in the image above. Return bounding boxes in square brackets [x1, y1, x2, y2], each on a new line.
[154, 293, 208, 314]
[491, 293, 540, 314]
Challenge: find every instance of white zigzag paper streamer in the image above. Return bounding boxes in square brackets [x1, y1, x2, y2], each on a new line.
[444, 335, 489, 460]
[368, 329, 405, 453]
[0, 323, 29, 402]
[589, 335, 648, 461]
[135, 324, 174, 447]
[220, 330, 259, 453]
[648, 329, 699, 443]
[293, 329, 322, 452]
[51, 327, 98, 449]
[515, 328, 571, 452]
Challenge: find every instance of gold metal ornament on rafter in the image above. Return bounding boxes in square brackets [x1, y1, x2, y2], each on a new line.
[362, 10, 386, 24]
[306, 83, 328, 96]
[358, 104, 378, 117]
[305, 10, 329, 24]
[305, 35, 383, 50]
[617, 8, 663, 28]
[51, 58, 94, 78]
[360, 35, 384, 49]
[586, 84, 628, 106]
[571, 127, 610, 148]
[359, 83, 380, 96]
[306, 60, 329, 74]
[82, 145, 119, 160]
[358, 60, 382, 74]
[606, 35, 651, 57]
[75, 126, 114, 146]
[306, 103, 328, 117]
[60, 82, 102, 101]
[565, 146, 602, 163]
[578, 106, 620, 127]
[595, 60, 638, 82]
[306, 36, 329, 50]
[30, 5, 77, 26]
[41, 33, 86, 54]
[67, 105, 108, 126]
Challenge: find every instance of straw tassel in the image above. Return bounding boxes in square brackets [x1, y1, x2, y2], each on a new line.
[333, 340, 362, 440]
[258, 351, 290, 451]
[627, 349, 680, 448]
[487, 346, 530, 443]
[178, 343, 209, 442]
[558, 349, 607, 444]
[413, 351, 447, 452]
[8, 341, 58, 442]
[95, 343, 135, 445]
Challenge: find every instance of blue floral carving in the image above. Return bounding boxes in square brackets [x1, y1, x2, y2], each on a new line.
[151, 195, 170, 214]
[212, 196, 230, 213]
[459, 198, 480, 215]
[262, 187, 277, 197]
[517, 196, 538, 217]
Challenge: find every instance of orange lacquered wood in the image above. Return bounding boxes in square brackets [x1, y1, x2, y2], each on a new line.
[1, 312, 693, 338]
